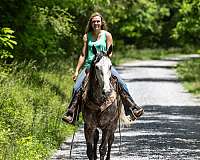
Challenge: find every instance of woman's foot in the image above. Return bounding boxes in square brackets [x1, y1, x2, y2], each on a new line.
[131, 108, 144, 121]
[62, 114, 74, 125]
[62, 116, 73, 124]
[134, 108, 144, 117]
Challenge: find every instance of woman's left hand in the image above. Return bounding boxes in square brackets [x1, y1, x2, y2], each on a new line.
[72, 71, 79, 81]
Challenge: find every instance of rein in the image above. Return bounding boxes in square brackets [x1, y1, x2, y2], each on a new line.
[116, 79, 122, 154]
[69, 99, 81, 159]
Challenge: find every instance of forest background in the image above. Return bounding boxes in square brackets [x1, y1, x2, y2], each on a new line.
[0, 0, 200, 159]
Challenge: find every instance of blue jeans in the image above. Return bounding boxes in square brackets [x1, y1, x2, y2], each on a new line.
[72, 67, 130, 96]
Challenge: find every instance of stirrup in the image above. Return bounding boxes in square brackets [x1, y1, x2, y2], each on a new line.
[62, 113, 75, 125]
[130, 108, 144, 121]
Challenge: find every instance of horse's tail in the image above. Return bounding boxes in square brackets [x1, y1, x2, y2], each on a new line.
[119, 104, 135, 126]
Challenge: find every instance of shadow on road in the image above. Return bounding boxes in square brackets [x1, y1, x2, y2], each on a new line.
[123, 78, 180, 83]
[111, 105, 200, 159]
[116, 65, 176, 70]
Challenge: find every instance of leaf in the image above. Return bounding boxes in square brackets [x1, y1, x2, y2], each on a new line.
[9, 40, 17, 45]
[6, 42, 14, 49]
[1, 28, 14, 34]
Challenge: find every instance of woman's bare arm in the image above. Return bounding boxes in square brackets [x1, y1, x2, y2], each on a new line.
[106, 31, 113, 57]
[73, 34, 87, 81]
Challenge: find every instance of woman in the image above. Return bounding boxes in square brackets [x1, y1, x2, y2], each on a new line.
[62, 12, 144, 124]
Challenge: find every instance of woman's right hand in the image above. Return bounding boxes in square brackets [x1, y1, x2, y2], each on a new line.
[72, 71, 79, 81]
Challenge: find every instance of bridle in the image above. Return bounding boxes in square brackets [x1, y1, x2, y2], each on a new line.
[89, 53, 112, 106]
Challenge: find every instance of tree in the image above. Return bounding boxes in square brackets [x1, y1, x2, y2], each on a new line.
[172, 0, 200, 46]
[0, 27, 17, 61]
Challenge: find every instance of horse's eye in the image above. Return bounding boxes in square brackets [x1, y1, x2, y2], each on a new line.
[109, 65, 112, 70]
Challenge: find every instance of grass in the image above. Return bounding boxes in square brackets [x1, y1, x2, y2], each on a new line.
[176, 58, 200, 97]
[0, 60, 78, 160]
[112, 45, 186, 65]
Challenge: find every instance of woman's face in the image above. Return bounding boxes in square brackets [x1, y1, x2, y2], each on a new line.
[91, 16, 102, 32]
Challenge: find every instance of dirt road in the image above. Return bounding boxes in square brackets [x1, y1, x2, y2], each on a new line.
[51, 54, 200, 160]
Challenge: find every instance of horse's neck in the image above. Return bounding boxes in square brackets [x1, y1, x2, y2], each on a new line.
[90, 77, 102, 100]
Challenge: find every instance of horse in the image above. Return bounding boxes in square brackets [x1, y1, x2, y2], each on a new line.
[81, 45, 128, 160]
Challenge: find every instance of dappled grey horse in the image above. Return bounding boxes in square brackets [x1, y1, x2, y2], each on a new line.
[82, 45, 127, 160]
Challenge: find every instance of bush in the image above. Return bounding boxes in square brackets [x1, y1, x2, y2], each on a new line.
[177, 58, 200, 95]
[0, 27, 17, 61]
[0, 60, 76, 159]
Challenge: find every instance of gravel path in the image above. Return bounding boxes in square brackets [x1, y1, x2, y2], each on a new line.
[51, 54, 200, 160]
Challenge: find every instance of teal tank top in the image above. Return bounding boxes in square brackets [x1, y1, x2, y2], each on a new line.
[84, 30, 107, 68]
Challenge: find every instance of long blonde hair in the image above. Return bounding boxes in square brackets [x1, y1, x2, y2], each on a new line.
[85, 12, 107, 33]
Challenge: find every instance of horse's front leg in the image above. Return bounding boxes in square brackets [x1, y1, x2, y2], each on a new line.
[106, 132, 114, 160]
[94, 129, 99, 160]
[84, 124, 96, 160]
[99, 129, 110, 160]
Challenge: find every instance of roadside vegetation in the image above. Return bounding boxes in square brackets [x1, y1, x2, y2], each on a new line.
[0, 60, 77, 159]
[177, 58, 200, 97]
[113, 46, 187, 65]
[0, 0, 200, 159]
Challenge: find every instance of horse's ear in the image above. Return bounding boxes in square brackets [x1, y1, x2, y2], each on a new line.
[92, 45, 97, 56]
[107, 45, 113, 56]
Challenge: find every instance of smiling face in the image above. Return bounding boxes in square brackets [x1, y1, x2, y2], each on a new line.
[91, 16, 102, 32]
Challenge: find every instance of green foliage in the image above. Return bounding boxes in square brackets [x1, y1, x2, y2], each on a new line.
[0, 27, 17, 60]
[19, 6, 76, 59]
[177, 58, 200, 82]
[112, 45, 184, 65]
[172, 0, 200, 46]
[177, 58, 200, 95]
[0, 60, 76, 159]
[15, 136, 48, 160]
[101, 0, 170, 47]
[1, 0, 200, 60]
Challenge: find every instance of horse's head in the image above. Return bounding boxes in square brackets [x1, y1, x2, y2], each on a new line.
[92, 45, 113, 97]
